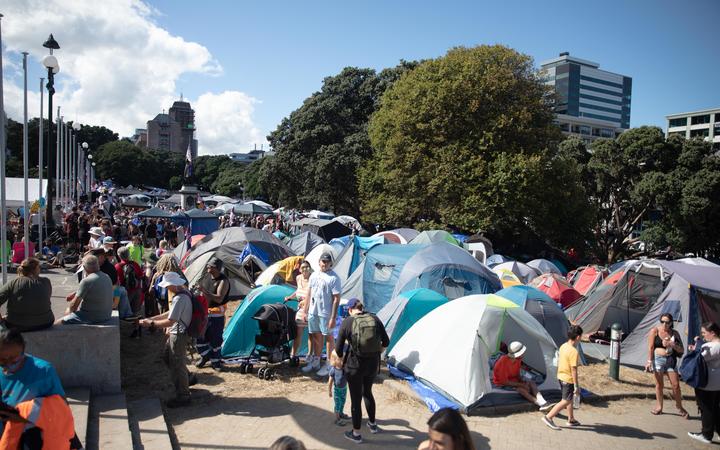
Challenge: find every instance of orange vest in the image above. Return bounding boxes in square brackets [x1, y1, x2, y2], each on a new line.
[0, 394, 75, 450]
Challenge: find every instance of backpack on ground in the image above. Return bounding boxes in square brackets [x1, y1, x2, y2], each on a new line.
[122, 263, 140, 290]
[179, 289, 208, 338]
[679, 345, 708, 388]
[350, 313, 382, 357]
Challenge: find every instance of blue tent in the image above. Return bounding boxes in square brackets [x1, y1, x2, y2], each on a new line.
[221, 284, 307, 357]
[332, 235, 385, 282]
[171, 208, 219, 235]
[377, 288, 449, 352]
[496, 285, 569, 347]
[486, 254, 513, 267]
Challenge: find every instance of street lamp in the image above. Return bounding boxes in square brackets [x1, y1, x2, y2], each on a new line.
[91, 162, 96, 194]
[82, 142, 89, 198]
[42, 34, 59, 225]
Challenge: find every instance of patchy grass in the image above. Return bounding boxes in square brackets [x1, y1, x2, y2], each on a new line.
[580, 362, 694, 398]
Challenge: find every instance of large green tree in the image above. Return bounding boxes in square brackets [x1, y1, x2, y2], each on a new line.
[262, 62, 419, 216]
[94, 141, 183, 188]
[360, 45, 590, 250]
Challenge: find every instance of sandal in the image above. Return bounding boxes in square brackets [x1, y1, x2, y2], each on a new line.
[567, 419, 581, 427]
[650, 408, 663, 415]
[678, 408, 689, 419]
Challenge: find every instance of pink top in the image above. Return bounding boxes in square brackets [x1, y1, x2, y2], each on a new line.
[11, 242, 35, 264]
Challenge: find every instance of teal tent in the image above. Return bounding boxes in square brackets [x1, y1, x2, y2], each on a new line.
[221, 285, 308, 357]
[376, 288, 449, 352]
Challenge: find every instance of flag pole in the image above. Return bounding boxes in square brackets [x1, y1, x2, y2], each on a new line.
[22, 52, 29, 259]
[0, 13, 8, 283]
[39, 78, 44, 255]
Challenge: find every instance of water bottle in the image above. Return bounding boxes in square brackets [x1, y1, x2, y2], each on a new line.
[666, 336, 674, 357]
[573, 390, 581, 409]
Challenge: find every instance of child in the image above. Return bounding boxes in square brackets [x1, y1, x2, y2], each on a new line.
[327, 351, 349, 426]
[542, 325, 583, 430]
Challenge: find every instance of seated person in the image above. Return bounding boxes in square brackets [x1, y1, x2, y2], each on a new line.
[0, 329, 79, 448]
[42, 239, 65, 268]
[55, 254, 113, 325]
[0, 258, 54, 332]
[492, 341, 551, 411]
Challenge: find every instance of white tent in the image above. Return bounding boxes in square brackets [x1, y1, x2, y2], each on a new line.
[388, 294, 559, 413]
[492, 261, 540, 284]
[0, 178, 48, 209]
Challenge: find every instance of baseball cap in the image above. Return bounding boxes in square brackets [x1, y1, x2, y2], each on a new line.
[346, 298, 363, 310]
[319, 252, 333, 262]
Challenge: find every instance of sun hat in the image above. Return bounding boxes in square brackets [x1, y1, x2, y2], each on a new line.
[158, 271, 186, 288]
[103, 236, 117, 245]
[319, 252, 333, 262]
[89, 227, 104, 237]
[508, 341, 527, 359]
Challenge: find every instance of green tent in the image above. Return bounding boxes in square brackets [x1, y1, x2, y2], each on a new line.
[410, 230, 461, 247]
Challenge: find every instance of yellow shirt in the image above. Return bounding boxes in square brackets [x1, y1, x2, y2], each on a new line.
[557, 342, 579, 384]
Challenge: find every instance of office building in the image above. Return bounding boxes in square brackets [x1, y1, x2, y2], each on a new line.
[540, 52, 632, 143]
[666, 108, 720, 149]
[143, 99, 198, 157]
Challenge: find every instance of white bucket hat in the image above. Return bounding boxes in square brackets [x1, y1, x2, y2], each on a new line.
[158, 271, 186, 288]
[89, 227, 104, 237]
[508, 341, 527, 359]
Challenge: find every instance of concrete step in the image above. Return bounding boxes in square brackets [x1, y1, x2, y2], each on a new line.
[127, 397, 173, 450]
[66, 387, 91, 448]
[85, 393, 134, 450]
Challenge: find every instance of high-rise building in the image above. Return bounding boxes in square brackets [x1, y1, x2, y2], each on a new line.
[540, 52, 632, 143]
[666, 108, 720, 150]
[143, 99, 198, 157]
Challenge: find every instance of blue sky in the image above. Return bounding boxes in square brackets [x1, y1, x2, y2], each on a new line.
[2, 0, 718, 154]
[148, 0, 720, 139]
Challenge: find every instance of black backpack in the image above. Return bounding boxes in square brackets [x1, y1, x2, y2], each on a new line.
[123, 263, 140, 290]
[350, 313, 382, 358]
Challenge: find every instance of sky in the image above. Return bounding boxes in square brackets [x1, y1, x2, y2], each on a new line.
[2, 0, 719, 156]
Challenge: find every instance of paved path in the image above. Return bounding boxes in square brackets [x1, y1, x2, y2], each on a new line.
[0, 268, 80, 319]
[167, 375, 708, 450]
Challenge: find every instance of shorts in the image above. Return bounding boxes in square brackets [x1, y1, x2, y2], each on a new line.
[653, 355, 677, 373]
[60, 312, 92, 325]
[559, 380, 575, 401]
[308, 314, 334, 336]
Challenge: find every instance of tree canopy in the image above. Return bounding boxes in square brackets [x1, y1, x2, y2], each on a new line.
[359, 45, 590, 251]
[94, 141, 184, 188]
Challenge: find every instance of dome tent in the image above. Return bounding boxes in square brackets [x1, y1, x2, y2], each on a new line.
[410, 230, 461, 247]
[496, 285, 569, 347]
[492, 261, 539, 284]
[529, 273, 581, 309]
[373, 228, 419, 244]
[527, 259, 562, 276]
[388, 294, 559, 413]
[376, 288, 449, 352]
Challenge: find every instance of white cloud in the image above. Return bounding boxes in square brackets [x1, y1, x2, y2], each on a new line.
[1, 0, 263, 155]
[195, 91, 264, 156]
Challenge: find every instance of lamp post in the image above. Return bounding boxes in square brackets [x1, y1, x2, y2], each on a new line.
[90, 162, 96, 195]
[81, 142, 88, 201]
[87, 154, 93, 198]
[42, 34, 59, 226]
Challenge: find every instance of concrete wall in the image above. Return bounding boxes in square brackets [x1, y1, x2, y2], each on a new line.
[23, 312, 121, 394]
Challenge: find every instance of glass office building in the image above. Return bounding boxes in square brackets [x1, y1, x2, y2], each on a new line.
[540, 53, 632, 143]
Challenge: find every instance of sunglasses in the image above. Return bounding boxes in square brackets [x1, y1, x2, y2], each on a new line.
[660, 320, 671, 324]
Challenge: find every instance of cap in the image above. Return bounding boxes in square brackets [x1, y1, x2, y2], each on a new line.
[103, 236, 116, 244]
[346, 298, 362, 310]
[319, 252, 333, 262]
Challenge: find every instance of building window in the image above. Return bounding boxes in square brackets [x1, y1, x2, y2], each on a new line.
[571, 125, 580, 133]
[690, 128, 709, 138]
[559, 123, 570, 132]
[579, 125, 591, 135]
[600, 128, 614, 138]
[668, 117, 687, 127]
[668, 131, 685, 138]
[691, 115, 711, 125]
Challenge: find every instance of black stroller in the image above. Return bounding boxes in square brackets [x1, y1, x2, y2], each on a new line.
[241, 303, 297, 380]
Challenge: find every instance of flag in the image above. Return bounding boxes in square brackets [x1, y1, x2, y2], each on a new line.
[184, 137, 193, 180]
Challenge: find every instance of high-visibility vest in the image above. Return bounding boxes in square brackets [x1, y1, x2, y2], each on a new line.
[0, 394, 76, 450]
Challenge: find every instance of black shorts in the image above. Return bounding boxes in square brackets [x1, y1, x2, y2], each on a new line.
[559, 380, 575, 401]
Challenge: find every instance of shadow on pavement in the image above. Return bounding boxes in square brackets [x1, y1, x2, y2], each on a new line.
[576, 423, 677, 440]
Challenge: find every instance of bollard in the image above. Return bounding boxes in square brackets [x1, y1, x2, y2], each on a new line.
[609, 322, 622, 380]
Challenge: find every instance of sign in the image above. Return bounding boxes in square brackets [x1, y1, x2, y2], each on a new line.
[610, 340, 620, 360]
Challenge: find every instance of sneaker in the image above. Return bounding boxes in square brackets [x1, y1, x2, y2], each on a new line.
[340, 412, 351, 420]
[188, 374, 198, 386]
[316, 362, 330, 377]
[166, 397, 191, 408]
[195, 355, 209, 369]
[542, 415, 560, 431]
[334, 418, 347, 426]
[367, 421, 380, 434]
[566, 419, 581, 427]
[344, 430, 363, 444]
[688, 432, 712, 444]
[301, 356, 319, 373]
[539, 402, 553, 412]
[211, 361, 223, 371]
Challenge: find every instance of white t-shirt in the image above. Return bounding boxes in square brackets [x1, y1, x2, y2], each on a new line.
[168, 291, 192, 335]
[308, 270, 341, 318]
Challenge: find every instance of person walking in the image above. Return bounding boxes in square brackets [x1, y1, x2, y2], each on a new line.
[688, 322, 720, 444]
[196, 258, 230, 370]
[335, 299, 389, 444]
[542, 325, 583, 430]
[303, 253, 341, 376]
[138, 272, 193, 407]
[644, 313, 688, 418]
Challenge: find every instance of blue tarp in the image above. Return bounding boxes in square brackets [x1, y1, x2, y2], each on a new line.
[237, 242, 271, 266]
[388, 364, 459, 413]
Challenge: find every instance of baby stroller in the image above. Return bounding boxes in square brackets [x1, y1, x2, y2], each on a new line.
[242, 303, 297, 380]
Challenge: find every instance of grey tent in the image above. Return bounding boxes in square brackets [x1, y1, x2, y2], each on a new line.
[183, 227, 291, 268]
[293, 218, 352, 242]
[134, 207, 174, 218]
[567, 261, 668, 336]
[621, 260, 720, 368]
[497, 285, 570, 347]
[527, 259, 562, 276]
[235, 203, 274, 215]
[286, 231, 325, 256]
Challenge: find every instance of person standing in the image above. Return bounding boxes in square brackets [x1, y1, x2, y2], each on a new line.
[116, 246, 145, 316]
[303, 253, 341, 376]
[542, 325, 583, 430]
[138, 272, 193, 407]
[196, 258, 230, 370]
[688, 322, 720, 444]
[284, 260, 312, 359]
[644, 313, 688, 417]
[335, 299, 389, 444]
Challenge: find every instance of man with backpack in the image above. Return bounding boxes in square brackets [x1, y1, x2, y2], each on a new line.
[335, 298, 389, 444]
[115, 246, 144, 316]
[196, 258, 230, 370]
[139, 271, 194, 408]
